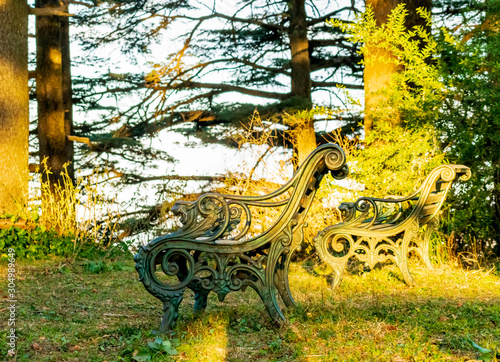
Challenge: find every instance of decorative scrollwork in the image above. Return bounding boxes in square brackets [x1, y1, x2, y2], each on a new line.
[330, 234, 354, 254]
[331, 164, 349, 180]
[156, 249, 195, 290]
[227, 201, 252, 240]
[325, 149, 346, 170]
[440, 166, 456, 182]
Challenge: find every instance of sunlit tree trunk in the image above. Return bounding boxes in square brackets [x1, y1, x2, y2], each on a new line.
[288, 0, 316, 165]
[36, 0, 70, 194]
[0, 0, 29, 215]
[364, 0, 431, 137]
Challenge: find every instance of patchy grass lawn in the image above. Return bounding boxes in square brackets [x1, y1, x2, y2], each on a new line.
[1, 256, 499, 361]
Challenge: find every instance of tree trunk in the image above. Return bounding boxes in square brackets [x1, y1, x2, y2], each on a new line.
[0, 1, 29, 215]
[61, 0, 74, 184]
[36, 0, 69, 194]
[288, 0, 316, 166]
[364, 0, 432, 137]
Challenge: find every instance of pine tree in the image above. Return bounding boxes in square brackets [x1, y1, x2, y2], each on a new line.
[0, 0, 29, 215]
[35, 0, 75, 193]
[73, 0, 364, 165]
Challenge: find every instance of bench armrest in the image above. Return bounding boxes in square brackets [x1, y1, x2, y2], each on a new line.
[339, 194, 417, 228]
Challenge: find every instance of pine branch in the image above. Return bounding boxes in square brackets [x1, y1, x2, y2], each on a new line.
[121, 174, 228, 185]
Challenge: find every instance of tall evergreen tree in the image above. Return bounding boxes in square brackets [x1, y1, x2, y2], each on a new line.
[436, 0, 500, 256]
[0, 0, 29, 215]
[35, 0, 74, 193]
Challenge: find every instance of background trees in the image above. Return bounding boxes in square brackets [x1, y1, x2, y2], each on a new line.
[73, 0, 363, 166]
[363, 0, 431, 135]
[436, 0, 500, 256]
[1, 0, 500, 258]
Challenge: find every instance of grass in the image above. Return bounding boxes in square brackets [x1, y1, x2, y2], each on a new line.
[1, 256, 499, 361]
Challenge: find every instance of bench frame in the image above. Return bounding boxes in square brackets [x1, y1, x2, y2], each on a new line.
[134, 144, 348, 332]
[314, 164, 471, 287]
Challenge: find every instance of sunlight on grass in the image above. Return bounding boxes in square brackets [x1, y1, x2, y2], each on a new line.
[175, 312, 229, 360]
[1, 257, 499, 361]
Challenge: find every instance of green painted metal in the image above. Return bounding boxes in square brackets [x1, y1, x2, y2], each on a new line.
[314, 164, 471, 287]
[134, 144, 348, 332]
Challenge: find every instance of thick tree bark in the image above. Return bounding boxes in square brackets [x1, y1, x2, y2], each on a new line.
[288, 0, 317, 166]
[61, 0, 74, 183]
[0, 1, 29, 214]
[364, 0, 432, 137]
[36, 0, 69, 193]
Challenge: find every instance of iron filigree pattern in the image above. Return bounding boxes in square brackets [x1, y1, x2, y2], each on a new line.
[134, 144, 348, 332]
[314, 164, 471, 287]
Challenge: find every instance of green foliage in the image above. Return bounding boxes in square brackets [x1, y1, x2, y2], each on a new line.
[435, 0, 500, 255]
[329, 4, 444, 125]
[0, 226, 74, 260]
[332, 1, 500, 256]
[349, 125, 446, 197]
[329, 4, 446, 199]
[0, 225, 130, 262]
[132, 337, 177, 361]
[0, 164, 124, 261]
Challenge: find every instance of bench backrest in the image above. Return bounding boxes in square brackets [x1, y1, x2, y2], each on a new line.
[167, 144, 348, 249]
[415, 165, 471, 226]
[337, 164, 471, 232]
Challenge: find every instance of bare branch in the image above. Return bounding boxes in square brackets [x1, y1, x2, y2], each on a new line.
[307, 7, 359, 26]
[312, 81, 363, 90]
[122, 174, 228, 185]
[181, 81, 288, 100]
[67, 135, 97, 150]
[67, 0, 94, 8]
[29, 6, 74, 17]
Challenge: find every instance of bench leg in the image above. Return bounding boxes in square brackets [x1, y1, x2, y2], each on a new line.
[274, 254, 296, 308]
[418, 237, 434, 270]
[420, 219, 438, 270]
[396, 224, 418, 286]
[257, 243, 286, 323]
[193, 288, 210, 313]
[159, 293, 184, 334]
[330, 261, 347, 288]
[254, 284, 285, 324]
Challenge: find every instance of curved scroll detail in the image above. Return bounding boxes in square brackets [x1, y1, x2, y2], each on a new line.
[325, 149, 345, 170]
[314, 230, 410, 287]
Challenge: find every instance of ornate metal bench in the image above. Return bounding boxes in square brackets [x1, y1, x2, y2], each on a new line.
[134, 144, 348, 332]
[314, 164, 471, 287]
